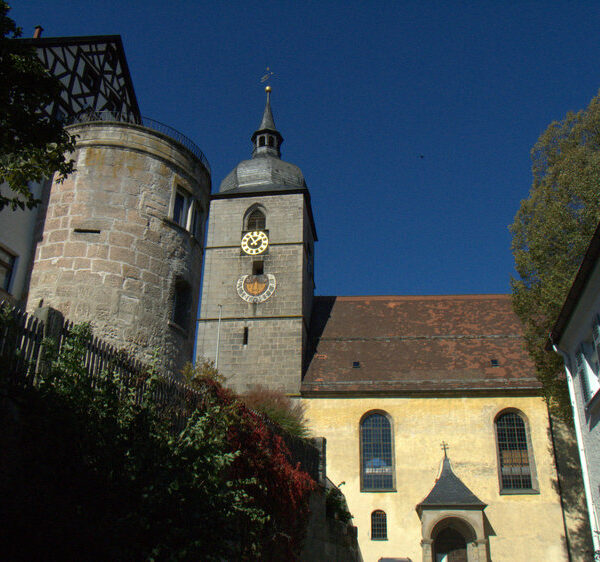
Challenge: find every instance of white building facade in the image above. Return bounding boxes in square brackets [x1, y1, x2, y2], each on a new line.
[550, 221, 600, 556]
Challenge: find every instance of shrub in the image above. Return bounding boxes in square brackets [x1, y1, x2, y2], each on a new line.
[239, 385, 310, 438]
[0, 327, 315, 560]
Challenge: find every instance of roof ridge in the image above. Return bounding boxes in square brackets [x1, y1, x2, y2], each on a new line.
[315, 294, 511, 301]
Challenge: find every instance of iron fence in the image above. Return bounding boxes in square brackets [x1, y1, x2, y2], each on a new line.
[64, 109, 211, 174]
[0, 303, 320, 480]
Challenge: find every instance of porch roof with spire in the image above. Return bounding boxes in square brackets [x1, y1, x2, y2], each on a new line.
[417, 454, 486, 514]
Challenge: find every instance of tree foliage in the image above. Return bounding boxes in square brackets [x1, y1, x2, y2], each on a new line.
[510, 90, 600, 416]
[239, 384, 311, 438]
[0, 324, 315, 560]
[0, 1, 76, 211]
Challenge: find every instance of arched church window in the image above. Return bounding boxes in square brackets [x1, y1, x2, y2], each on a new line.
[360, 412, 394, 491]
[371, 510, 387, 540]
[259, 136, 266, 147]
[267, 136, 274, 147]
[495, 410, 536, 492]
[246, 209, 266, 231]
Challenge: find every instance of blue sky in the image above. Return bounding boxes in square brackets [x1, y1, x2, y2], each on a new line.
[11, 1, 600, 296]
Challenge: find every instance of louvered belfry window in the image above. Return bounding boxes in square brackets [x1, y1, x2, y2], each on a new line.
[361, 413, 394, 491]
[496, 412, 533, 490]
[247, 209, 266, 231]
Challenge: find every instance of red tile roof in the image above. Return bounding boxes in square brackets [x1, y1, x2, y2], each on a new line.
[301, 295, 540, 395]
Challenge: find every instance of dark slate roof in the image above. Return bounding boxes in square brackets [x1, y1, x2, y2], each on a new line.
[418, 457, 486, 510]
[219, 157, 306, 192]
[302, 295, 540, 395]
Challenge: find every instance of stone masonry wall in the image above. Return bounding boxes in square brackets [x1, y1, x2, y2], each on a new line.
[27, 122, 210, 376]
[196, 193, 312, 394]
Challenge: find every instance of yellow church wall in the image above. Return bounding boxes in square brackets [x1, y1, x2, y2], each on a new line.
[302, 395, 568, 562]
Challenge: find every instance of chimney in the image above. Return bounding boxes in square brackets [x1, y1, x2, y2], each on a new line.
[33, 26, 43, 39]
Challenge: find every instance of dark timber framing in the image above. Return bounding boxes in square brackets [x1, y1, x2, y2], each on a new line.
[20, 35, 141, 122]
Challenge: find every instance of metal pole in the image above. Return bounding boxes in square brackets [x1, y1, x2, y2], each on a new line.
[215, 304, 222, 370]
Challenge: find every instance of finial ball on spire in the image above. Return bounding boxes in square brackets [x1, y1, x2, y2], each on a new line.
[265, 85, 272, 93]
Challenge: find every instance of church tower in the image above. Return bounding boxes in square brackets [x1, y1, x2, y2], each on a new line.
[196, 88, 317, 395]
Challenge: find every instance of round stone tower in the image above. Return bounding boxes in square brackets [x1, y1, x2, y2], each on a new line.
[27, 119, 211, 376]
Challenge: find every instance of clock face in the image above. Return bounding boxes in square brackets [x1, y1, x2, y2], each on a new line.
[241, 230, 269, 255]
[237, 274, 276, 303]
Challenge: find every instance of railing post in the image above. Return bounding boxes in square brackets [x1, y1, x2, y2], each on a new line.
[33, 306, 65, 379]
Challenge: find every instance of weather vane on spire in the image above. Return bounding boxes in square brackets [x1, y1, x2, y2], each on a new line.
[260, 66, 275, 90]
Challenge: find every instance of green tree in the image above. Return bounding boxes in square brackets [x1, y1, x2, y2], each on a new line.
[510, 90, 600, 416]
[0, 1, 76, 211]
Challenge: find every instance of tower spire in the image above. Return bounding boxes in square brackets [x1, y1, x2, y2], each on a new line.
[251, 86, 283, 159]
[259, 86, 276, 130]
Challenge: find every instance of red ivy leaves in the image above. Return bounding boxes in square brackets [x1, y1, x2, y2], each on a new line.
[198, 378, 315, 559]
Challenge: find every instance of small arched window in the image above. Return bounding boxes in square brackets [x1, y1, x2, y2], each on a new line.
[267, 136, 274, 147]
[259, 136, 266, 147]
[495, 410, 536, 491]
[360, 412, 394, 491]
[371, 510, 387, 540]
[246, 209, 266, 231]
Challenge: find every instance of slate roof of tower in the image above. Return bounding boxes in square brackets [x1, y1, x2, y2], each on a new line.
[302, 294, 540, 394]
[418, 457, 486, 509]
[219, 90, 307, 193]
[219, 159, 307, 192]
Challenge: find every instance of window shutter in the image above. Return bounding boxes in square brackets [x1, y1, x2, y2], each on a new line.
[577, 348, 592, 402]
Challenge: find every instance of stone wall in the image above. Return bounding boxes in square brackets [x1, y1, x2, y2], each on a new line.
[27, 121, 210, 376]
[196, 192, 314, 394]
[301, 486, 362, 562]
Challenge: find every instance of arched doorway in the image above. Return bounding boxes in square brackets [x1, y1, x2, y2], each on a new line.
[433, 526, 467, 561]
[428, 517, 477, 562]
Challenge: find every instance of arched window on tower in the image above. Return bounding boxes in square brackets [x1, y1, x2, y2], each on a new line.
[495, 410, 537, 492]
[360, 411, 395, 491]
[371, 510, 387, 540]
[246, 209, 266, 231]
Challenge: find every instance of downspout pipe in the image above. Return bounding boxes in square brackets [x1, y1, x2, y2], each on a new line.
[552, 342, 600, 555]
